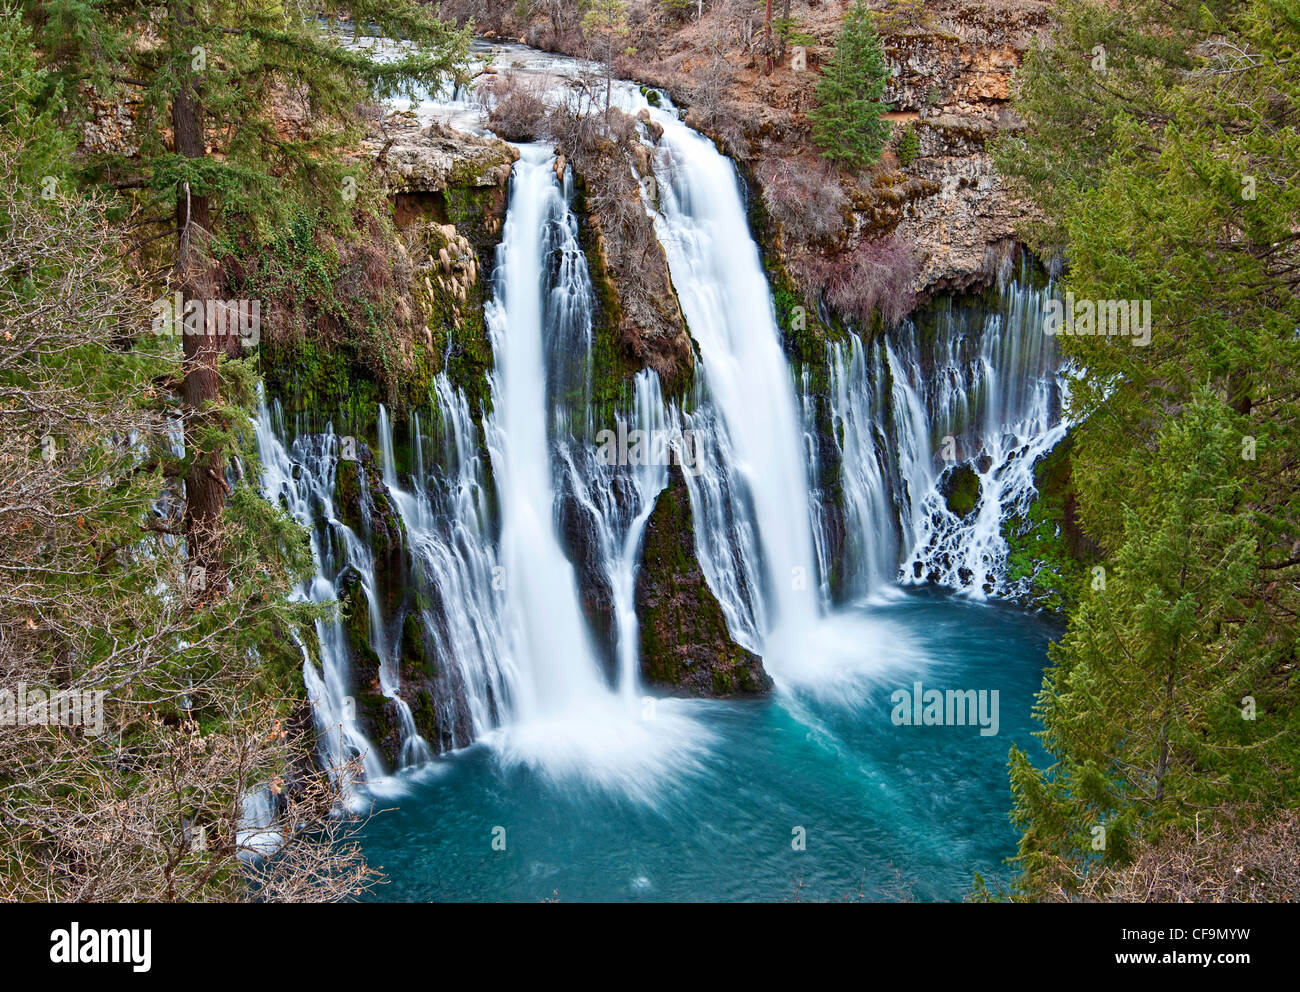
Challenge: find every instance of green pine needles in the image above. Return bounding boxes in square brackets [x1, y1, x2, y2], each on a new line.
[809, 1, 892, 170]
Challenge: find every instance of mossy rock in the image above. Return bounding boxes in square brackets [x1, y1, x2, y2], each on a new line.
[635, 465, 772, 696]
[338, 572, 381, 674]
[1001, 433, 1102, 612]
[411, 220, 495, 419]
[334, 458, 365, 535]
[400, 609, 437, 682]
[940, 462, 982, 518]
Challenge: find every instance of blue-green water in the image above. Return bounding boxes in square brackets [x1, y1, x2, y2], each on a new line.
[356, 589, 1057, 902]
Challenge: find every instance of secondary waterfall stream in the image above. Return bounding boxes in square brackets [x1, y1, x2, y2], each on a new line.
[646, 118, 822, 650]
[475, 145, 704, 794]
[256, 40, 1068, 898]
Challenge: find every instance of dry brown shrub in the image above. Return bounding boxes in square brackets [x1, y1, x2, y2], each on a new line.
[1072, 808, 1300, 903]
[791, 233, 919, 328]
[757, 156, 848, 247]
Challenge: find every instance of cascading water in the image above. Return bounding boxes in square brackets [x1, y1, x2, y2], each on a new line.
[256, 110, 705, 800]
[254, 400, 390, 798]
[481, 146, 607, 718]
[640, 107, 824, 670]
[375, 380, 515, 749]
[263, 39, 1066, 817]
[556, 369, 674, 701]
[261, 39, 1076, 902]
[677, 395, 768, 651]
[473, 144, 705, 795]
[826, 273, 1068, 598]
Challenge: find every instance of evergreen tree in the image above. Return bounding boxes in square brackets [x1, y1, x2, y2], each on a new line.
[808, 1, 891, 170]
[23, 0, 469, 580]
[0, 7, 366, 898]
[4, 0, 470, 899]
[997, 0, 1300, 898]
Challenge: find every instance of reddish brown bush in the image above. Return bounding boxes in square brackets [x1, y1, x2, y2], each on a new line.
[757, 156, 848, 247]
[793, 234, 919, 328]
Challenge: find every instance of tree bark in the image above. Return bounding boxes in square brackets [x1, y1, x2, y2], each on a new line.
[777, 0, 792, 64]
[764, 0, 774, 73]
[171, 3, 231, 591]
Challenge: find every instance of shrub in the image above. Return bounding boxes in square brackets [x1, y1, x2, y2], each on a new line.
[757, 157, 848, 246]
[873, 0, 934, 33]
[481, 71, 549, 141]
[895, 121, 920, 167]
[794, 234, 919, 328]
[1070, 808, 1300, 903]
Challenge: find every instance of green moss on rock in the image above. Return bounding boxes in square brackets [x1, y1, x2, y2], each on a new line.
[635, 465, 772, 696]
[940, 462, 981, 518]
[1002, 434, 1102, 612]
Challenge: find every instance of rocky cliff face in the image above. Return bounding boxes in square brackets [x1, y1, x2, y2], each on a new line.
[635, 466, 772, 697]
[872, 1, 1050, 295]
[370, 111, 518, 418]
[479, 0, 1050, 305]
[480, 81, 696, 404]
[234, 109, 519, 432]
[365, 115, 517, 195]
[571, 113, 696, 405]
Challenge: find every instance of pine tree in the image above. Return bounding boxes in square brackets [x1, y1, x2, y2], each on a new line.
[808, 1, 891, 170]
[996, 0, 1300, 898]
[0, 8, 368, 898]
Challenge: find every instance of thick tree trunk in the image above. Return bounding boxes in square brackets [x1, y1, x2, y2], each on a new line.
[171, 4, 231, 591]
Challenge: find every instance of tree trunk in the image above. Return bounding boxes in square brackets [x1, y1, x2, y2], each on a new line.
[171, 3, 231, 591]
[777, 0, 791, 63]
[764, 0, 774, 73]
[1154, 543, 1191, 804]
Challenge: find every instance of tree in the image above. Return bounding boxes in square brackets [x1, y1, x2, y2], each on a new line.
[5, 0, 472, 899]
[808, 1, 891, 170]
[996, 0, 1300, 899]
[25, 0, 469, 584]
[582, 0, 631, 113]
[0, 10, 368, 899]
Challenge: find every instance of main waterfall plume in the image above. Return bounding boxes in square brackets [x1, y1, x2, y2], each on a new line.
[645, 116, 823, 659]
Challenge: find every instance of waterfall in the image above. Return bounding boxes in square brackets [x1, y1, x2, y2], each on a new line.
[643, 112, 822, 667]
[556, 370, 673, 702]
[826, 275, 1068, 598]
[474, 144, 706, 795]
[254, 400, 388, 800]
[260, 40, 1070, 796]
[678, 396, 768, 651]
[373, 393, 514, 752]
[482, 145, 608, 717]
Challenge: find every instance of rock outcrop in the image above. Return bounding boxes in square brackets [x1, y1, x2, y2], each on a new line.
[873, 1, 1051, 295]
[530, 0, 1054, 303]
[635, 465, 772, 697]
[568, 109, 695, 404]
[365, 114, 517, 195]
